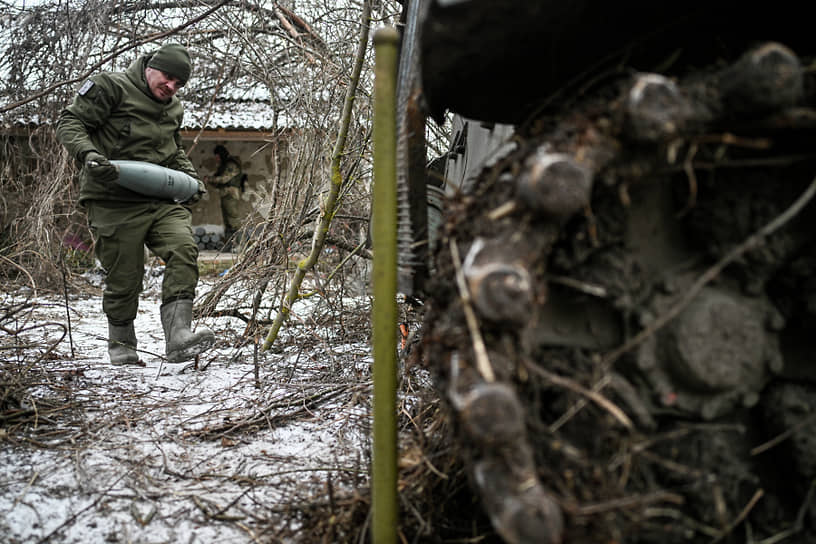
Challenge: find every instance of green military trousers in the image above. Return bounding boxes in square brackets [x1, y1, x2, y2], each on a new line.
[218, 186, 243, 232]
[86, 201, 200, 325]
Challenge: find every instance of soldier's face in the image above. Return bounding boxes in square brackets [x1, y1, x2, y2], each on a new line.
[145, 67, 184, 102]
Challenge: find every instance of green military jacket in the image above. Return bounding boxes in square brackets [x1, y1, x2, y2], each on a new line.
[57, 53, 198, 205]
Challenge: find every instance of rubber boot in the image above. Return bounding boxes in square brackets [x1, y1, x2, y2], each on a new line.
[108, 322, 139, 365]
[160, 299, 215, 363]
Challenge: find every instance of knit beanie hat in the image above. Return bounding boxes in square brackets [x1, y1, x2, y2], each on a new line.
[147, 43, 192, 85]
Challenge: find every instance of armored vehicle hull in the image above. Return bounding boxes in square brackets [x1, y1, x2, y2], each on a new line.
[398, 1, 816, 542]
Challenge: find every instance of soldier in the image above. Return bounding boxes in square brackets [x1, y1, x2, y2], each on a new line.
[205, 145, 245, 251]
[56, 43, 215, 366]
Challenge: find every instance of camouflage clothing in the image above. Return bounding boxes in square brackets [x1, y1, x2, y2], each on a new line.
[56, 50, 202, 323]
[208, 156, 244, 232]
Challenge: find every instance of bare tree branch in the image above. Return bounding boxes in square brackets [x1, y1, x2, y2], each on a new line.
[0, 0, 229, 114]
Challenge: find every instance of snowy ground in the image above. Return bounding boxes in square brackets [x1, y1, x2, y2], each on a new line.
[0, 268, 379, 543]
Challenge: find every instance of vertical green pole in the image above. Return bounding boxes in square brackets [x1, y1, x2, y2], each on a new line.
[371, 26, 399, 544]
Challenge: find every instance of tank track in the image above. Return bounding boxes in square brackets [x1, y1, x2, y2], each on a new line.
[419, 39, 816, 543]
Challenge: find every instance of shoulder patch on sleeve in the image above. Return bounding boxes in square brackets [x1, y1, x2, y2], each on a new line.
[77, 80, 94, 96]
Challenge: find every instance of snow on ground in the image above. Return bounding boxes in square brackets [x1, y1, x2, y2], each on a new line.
[1, 269, 377, 543]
